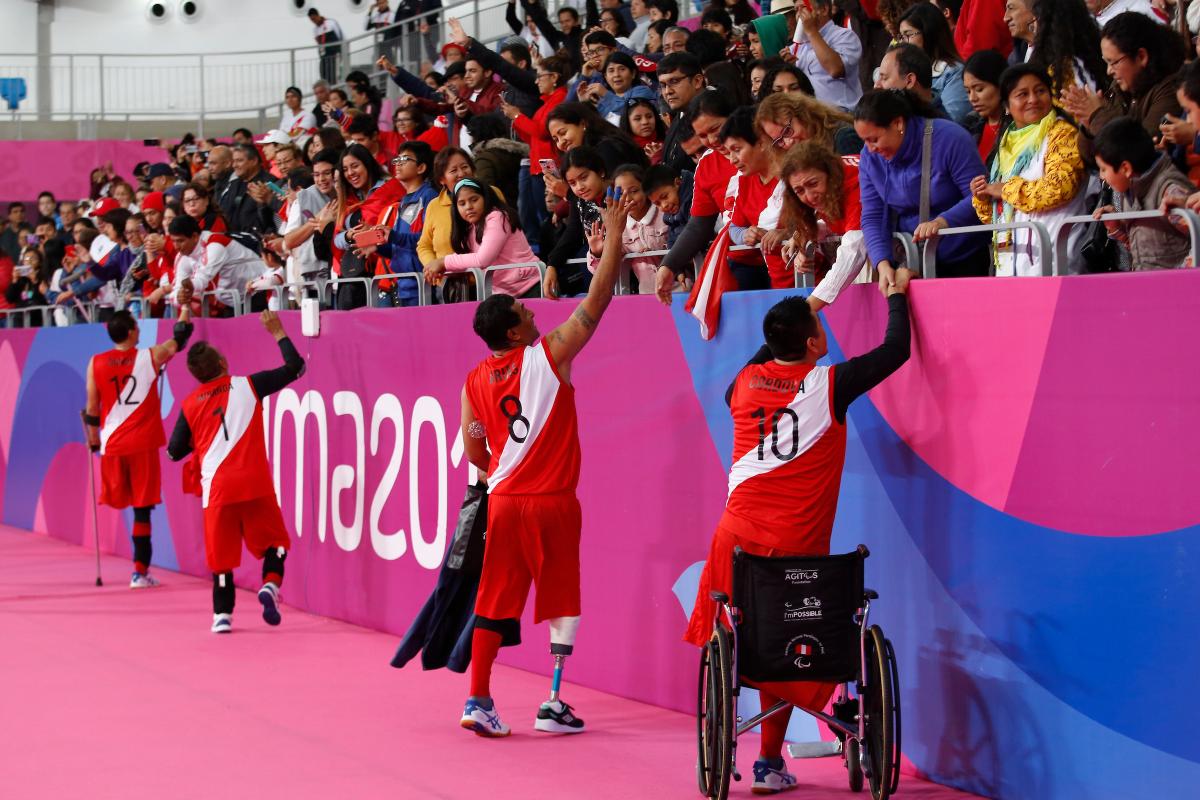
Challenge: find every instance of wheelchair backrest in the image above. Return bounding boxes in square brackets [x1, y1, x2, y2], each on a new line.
[732, 548, 865, 684]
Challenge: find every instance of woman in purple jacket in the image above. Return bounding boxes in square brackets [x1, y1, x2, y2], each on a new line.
[855, 89, 990, 286]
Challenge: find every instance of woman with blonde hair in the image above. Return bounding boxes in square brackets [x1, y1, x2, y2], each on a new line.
[754, 91, 864, 157]
[778, 142, 871, 310]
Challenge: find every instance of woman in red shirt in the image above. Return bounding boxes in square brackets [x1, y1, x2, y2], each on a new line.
[778, 142, 870, 311]
[722, 107, 789, 290]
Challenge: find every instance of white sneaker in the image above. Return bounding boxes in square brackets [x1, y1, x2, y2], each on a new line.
[211, 613, 232, 634]
[258, 582, 281, 626]
[751, 758, 798, 794]
[460, 698, 511, 737]
[534, 699, 586, 734]
[129, 572, 161, 589]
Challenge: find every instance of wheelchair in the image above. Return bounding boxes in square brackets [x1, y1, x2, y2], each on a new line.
[696, 545, 901, 800]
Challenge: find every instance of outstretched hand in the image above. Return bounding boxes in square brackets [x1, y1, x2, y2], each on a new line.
[260, 309, 286, 340]
[448, 17, 469, 48]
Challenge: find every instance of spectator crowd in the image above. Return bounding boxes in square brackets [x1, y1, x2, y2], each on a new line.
[5, 0, 1200, 326]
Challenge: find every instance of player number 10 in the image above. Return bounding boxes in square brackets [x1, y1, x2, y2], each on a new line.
[750, 406, 799, 461]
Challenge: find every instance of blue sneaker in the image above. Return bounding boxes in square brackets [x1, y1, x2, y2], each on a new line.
[460, 698, 511, 738]
[211, 613, 232, 634]
[129, 572, 161, 589]
[258, 582, 282, 626]
[752, 758, 798, 794]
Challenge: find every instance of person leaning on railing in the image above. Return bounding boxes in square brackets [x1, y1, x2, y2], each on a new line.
[856, 88, 990, 284]
[1095, 117, 1197, 270]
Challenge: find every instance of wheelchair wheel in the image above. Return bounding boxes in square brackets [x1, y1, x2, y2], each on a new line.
[696, 643, 713, 796]
[884, 636, 902, 795]
[846, 737, 864, 793]
[862, 625, 894, 800]
[697, 626, 735, 799]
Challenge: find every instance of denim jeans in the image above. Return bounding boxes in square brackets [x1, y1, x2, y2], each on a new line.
[519, 168, 548, 256]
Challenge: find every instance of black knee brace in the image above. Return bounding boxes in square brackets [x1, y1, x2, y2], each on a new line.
[213, 572, 236, 615]
[132, 535, 152, 569]
[262, 547, 287, 582]
[132, 506, 152, 524]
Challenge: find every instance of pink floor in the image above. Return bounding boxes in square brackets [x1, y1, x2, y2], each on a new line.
[0, 526, 982, 799]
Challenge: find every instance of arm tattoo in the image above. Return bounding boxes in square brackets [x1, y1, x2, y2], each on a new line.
[572, 305, 596, 330]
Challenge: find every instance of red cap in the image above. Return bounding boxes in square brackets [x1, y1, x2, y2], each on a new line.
[89, 197, 121, 217]
[441, 42, 466, 59]
[141, 191, 166, 212]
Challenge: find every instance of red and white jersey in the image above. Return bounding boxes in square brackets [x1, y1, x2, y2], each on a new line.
[93, 347, 165, 456]
[181, 375, 273, 508]
[721, 362, 847, 552]
[172, 231, 267, 305]
[464, 339, 580, 496]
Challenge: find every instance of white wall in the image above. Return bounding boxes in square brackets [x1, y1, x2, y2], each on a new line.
[0, 0, 507, 120]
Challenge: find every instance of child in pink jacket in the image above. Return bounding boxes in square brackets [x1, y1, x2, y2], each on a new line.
[424, 178, 540, 298]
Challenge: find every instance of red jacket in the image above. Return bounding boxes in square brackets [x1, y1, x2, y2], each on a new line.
[513, 85, 569, 176]
[954, 0, 1013, 58]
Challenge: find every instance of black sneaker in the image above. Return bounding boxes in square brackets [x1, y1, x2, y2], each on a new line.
[534, 700, 586, 734]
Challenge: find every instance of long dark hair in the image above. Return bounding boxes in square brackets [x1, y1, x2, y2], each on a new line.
[1101, 11, 1187, 97]
[337, 143, 387, 200]
[547, 102, 641, 154]
[1029, 0, 1108, 95]
[898, 3, 962, 66]
[621, 97, 667, 140]
[449, 178, 520, 254]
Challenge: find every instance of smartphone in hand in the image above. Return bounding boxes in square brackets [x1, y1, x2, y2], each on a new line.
[539, 159, 561, 179]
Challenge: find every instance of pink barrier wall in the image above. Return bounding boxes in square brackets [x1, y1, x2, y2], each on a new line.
[0, 140, 167, 202]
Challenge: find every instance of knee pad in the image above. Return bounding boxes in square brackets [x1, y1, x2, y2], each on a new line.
[213, 572, 236, 614]
[549, 616, 580, 655]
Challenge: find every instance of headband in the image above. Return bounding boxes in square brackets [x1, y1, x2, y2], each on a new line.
[453, 178, 482, 195]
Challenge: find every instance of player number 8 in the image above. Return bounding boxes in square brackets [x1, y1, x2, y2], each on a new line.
[499, 395, 530, 443]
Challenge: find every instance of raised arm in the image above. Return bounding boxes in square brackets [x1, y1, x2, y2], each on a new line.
[831, 269, 912, 422]
[148, 305, 193, 367]
[460, 386, 491, 472]
[544, 190, 629, 376]
[248, 310, 307, 397]
[519, 0, 564, 48]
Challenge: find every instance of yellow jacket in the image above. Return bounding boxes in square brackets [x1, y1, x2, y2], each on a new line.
[416, 186, 507, 266]
[974, 119, 1083, 222]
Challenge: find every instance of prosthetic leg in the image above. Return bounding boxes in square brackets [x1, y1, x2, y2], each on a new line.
[536, 616, 586, 734]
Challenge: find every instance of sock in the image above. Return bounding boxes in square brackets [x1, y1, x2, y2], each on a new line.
[213, 572, 236, 615]
[758, 691, 791, 762]
[131, 507, 153, 573]
[262, 546, 286, 588]
[469, 626, 503, 699]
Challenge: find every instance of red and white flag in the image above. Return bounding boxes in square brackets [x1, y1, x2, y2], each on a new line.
[684, 222, 736, 340]
[795, 643, 813, 656]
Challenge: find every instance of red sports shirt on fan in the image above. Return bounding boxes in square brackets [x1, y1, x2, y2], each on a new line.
[180, 376, 273, 508]
[831, 157, 863, 235]
[465, 339, 580, 496]
[731, 171, 790, 286]
[93, 348, 165, 456]
[721, 361, 847, 553]
[691, 148, 738, 219]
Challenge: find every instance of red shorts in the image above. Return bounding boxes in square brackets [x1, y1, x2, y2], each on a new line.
[685, 521, 836, 714]
[475, 493, 581, 624]
[99, 449, 162, 509]
[202, 495, 291, 575]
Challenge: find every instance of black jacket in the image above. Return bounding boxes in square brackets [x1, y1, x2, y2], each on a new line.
[217, 170, 277, 237]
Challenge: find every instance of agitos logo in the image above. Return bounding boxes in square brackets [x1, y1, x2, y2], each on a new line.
[784, 634, 824, 669]
[785, 569, 820, 584]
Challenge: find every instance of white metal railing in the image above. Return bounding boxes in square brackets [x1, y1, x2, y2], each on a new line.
[1053, 209, 1200, 273]
[921, 221, 1053, 278]
[0, 0, 520, 131]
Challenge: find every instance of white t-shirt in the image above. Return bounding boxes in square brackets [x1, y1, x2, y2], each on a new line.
[279, 108, 318, 141]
